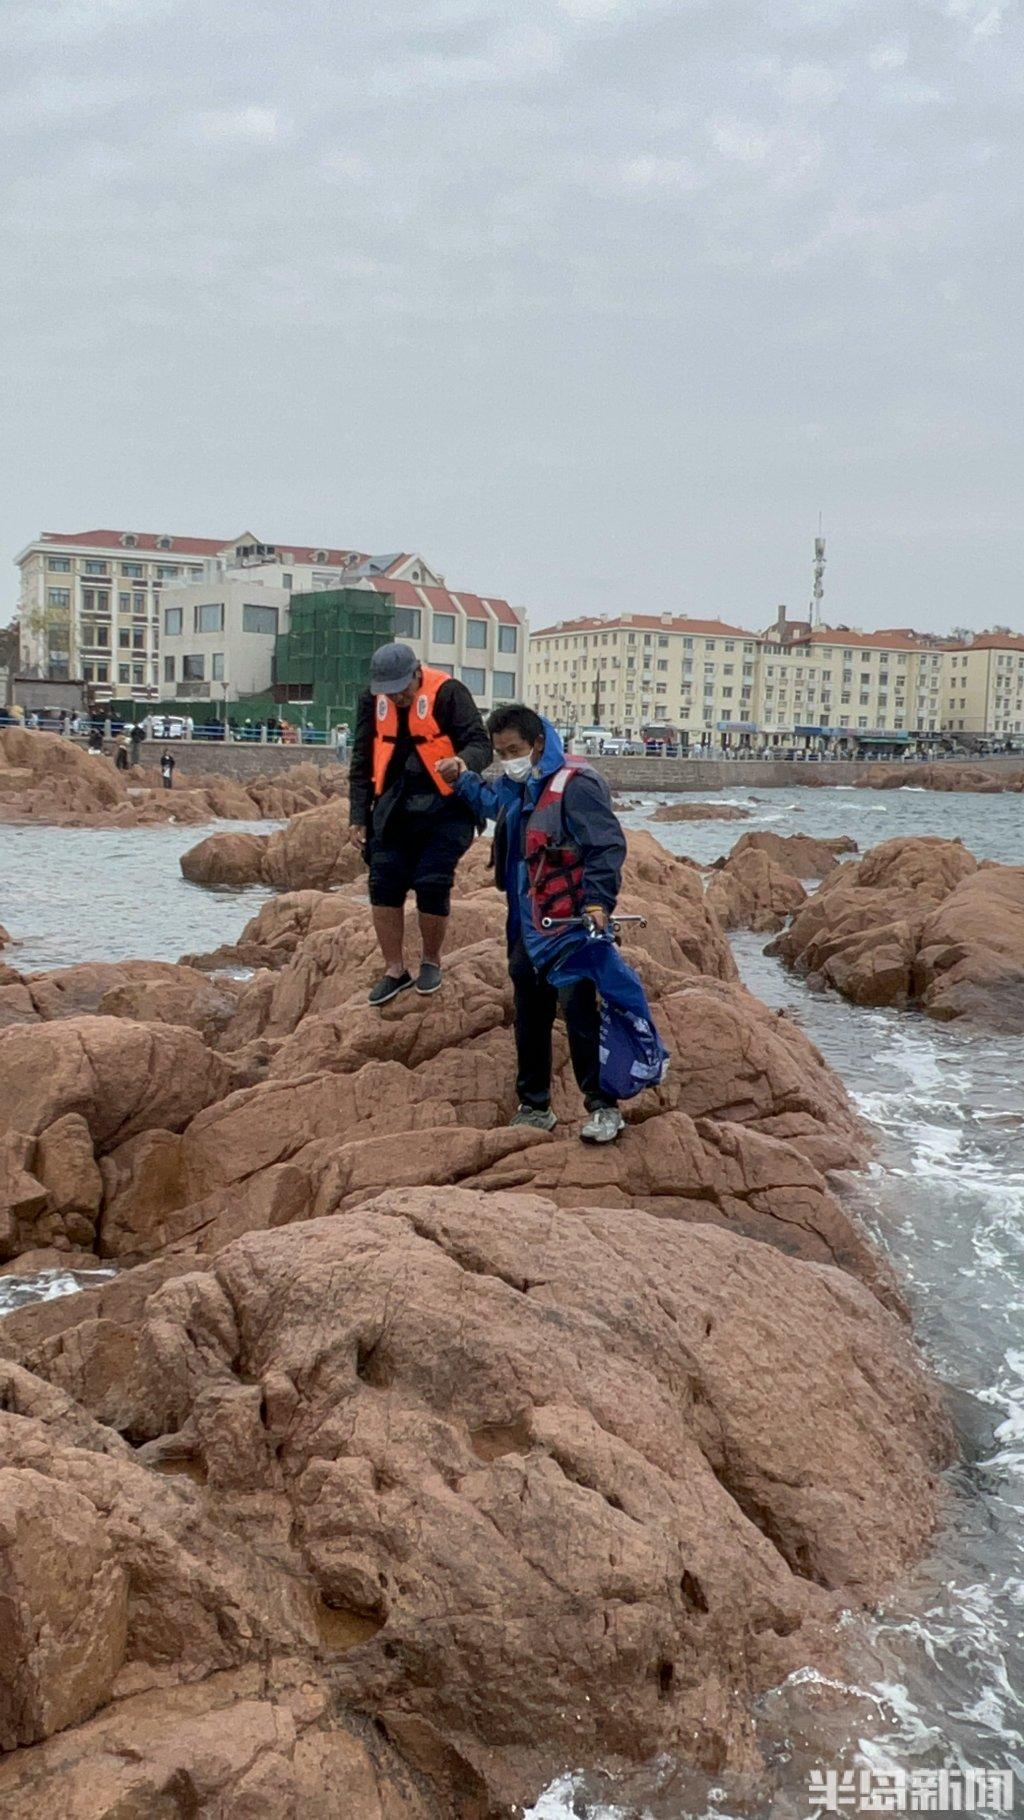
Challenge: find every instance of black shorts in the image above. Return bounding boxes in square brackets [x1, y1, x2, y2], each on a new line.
[368, 813, 474, 917]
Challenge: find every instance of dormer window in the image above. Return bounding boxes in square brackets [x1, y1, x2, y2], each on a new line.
[156, 536, 173, 551]
[313, 549, 328, 564]
[121, 533, 138, 548]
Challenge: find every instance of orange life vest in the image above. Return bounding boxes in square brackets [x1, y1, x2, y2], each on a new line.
[371, 665, 456, 799]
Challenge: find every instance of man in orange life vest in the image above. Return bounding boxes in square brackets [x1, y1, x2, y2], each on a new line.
[347, 642, 491, 1006]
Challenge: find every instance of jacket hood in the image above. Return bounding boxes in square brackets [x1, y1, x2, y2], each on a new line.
[534, 717, 566, 780]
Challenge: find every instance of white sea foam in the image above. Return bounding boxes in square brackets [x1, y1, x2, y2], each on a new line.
[0, 1267, 116, 1316]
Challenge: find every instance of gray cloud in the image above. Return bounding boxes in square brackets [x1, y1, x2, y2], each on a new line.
[1, 0, 1022, 629]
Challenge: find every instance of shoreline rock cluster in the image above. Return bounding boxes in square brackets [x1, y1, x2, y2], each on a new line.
[0, 727, 344, 828]
[768, 836, 1024, 1027]
[0, 798, 958, 1812]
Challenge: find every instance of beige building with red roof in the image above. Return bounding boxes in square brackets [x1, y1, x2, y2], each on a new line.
[15, 529, 525, 712]
[941, 633, 1024, 738]
[527, 611, 760, 744]
[527, 605, 1024, 749]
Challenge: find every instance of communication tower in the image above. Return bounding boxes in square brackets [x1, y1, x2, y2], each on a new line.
[810, 524, 826, 627]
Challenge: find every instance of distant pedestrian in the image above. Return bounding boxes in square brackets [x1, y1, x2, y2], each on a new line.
[115, 737, 130, 772]
[160, 749, 175, 790]
[88, 725, 104, 754]
[129, 723, 144, 765]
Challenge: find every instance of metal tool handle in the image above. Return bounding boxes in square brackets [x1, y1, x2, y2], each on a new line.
[540, 914, 648, 930]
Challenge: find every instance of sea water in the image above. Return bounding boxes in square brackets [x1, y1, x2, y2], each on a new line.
[3, 793, 1023, 1817]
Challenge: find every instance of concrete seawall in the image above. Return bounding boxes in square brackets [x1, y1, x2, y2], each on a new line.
[111, 743, 1023, 791]
[128, 743, 340, 779]
[590, 753, 1024, 791]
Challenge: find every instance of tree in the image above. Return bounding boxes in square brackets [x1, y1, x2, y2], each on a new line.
[0, 616, 20, 676]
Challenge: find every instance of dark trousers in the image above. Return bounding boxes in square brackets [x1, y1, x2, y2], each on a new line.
[509, 939, 615, 1113]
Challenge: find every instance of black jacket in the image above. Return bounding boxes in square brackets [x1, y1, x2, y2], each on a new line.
[348, 677, 491, 831]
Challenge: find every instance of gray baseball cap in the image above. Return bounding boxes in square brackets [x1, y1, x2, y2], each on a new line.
[370, 641, 419, 695]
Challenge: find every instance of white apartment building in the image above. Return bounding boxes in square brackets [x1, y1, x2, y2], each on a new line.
[527, 611, 965, 749]
[943, 634, 1024, 737]
[14, 528, 441, 703]
[158, 558, 527, 712]
[759, 625, 946, 745]
[527, 613, 761, 744]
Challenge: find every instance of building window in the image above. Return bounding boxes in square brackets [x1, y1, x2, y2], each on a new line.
[119, 664, 130, 684]
[156, 564, 179, 579]
[96, 663, 108, 682]
[182, 654, 205, 681]
[460, 665, 486, 695]
[492, 669, 516, 699]
[48, 556, 72, 571]
[121, 562, 143, 577]
[133, 591, 146, 612]
[466, 619, 488, 650]
[498, 625, 518, 654]
[119, 591, 130, 611]
[119, 628, 131, 648]
[164, 656, 175, 683]
[394, 606, 421, 638]
[84, 560, 108, 575]
[432, 613, 456, 645]
[212, 653, 224, 681]
[282, 572, 293, 588]
[132, 628, 145, 650]
[242, 603, 279, 635]
[46, 587, 70, 608]
[432, 662, 454, 676]
[121, 533, 138, 548]
[164, 607, 183, 636]
[132, 663, 144, 685]
[195, 603, 224, 633]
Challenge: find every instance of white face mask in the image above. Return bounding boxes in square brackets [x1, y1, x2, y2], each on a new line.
[501, 754, 533, 782]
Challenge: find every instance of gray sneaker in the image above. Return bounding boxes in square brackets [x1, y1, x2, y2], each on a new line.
[510, 1105, 558, 1132]
[368, 970, 413, 1007]
[580, 1107, 625, 1145]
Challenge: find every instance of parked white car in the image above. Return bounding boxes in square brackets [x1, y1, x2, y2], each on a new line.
[148, 715, 186, 739]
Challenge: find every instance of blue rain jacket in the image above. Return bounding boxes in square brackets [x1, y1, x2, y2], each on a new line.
[456, 724, 668, 1099]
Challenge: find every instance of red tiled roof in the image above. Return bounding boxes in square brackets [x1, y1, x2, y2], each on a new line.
[33, 528, 522, 624]
[37, 529, 366, 565]
[531, 614, 754, 638]
[365, 577, 519, 627]
[956, 634, 1024, 653]
[370, 578, 421, 606]
[804, 628, 931, 652]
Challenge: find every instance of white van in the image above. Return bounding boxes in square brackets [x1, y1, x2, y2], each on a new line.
[149, 715, 186, 739]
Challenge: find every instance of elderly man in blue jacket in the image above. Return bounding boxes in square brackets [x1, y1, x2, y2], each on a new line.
[438, 703, 628, 1144]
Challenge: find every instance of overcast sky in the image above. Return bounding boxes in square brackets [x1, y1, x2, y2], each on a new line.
[1, 0, 1021, 634]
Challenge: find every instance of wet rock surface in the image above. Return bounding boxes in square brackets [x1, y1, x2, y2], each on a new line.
[719, 829, 859, 879]
[0, 728, 346, 829]
[651, 801, 752, 822]
[0, 822, 952, 1812]
[0, 1190, 951, 1812]
[769, 835, 1024, 1027]
[704, 846, 807, 933]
